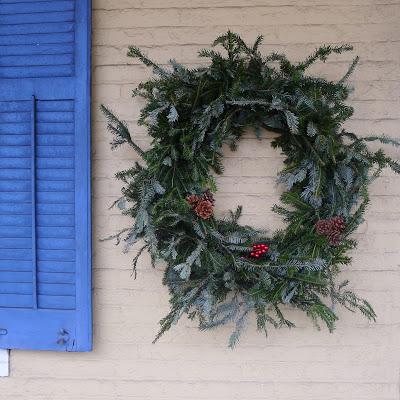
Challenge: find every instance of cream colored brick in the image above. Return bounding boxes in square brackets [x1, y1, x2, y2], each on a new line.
[92, 23, 399, 49]
[93, 0, 400, 9]
[93, 6, 400, 29]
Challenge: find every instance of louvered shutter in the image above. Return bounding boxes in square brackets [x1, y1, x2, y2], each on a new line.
[0, 0, 91, 351]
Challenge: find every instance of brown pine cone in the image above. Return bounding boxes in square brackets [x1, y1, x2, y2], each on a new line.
[315, 219, 333, 236]
[330, 216, 345, 232]
[328, 231, 342, 246]
[186, 194, 200, 208]
[194, 200, 214, 219]
[202, 189, 215, 205]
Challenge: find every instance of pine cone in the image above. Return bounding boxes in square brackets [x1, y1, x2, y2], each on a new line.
[202, 189, 215, 205]
[328, 230, 342, 246]
[315, 219, 333, 236]
[330, 216, 345, 232]
[186, 194, 200, 208]
[194, 200, 214, 219]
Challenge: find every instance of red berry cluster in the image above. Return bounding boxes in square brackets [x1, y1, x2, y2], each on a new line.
[249, 243, 269, 259]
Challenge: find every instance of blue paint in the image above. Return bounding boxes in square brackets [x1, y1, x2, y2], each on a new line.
[0, 0, 92, 351]
[31, 95, 38, 309]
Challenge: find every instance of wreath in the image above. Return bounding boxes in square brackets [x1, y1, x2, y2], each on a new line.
[102, 32, 400, 347]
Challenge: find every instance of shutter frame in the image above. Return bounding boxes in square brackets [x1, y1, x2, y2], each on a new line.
[0, 0, 92, 352]
[73, 0, 92, 352]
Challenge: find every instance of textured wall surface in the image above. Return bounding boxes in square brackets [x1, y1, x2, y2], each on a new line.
[2, 1, 400, 399]
[0, 351, 8, 377]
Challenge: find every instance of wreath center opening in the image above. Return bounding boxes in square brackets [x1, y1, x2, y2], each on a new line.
[214, 129, 285, 231]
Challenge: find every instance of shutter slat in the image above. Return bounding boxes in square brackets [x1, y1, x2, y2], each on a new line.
[0, 158, 30, 168]
[0, 181, 30, 191]
[37, 215, 74, 226]
[38, 261, 75, 273]
[37, 122, 74, 134]
[0, 227, 31, 238]
[0, 203, 31, 214]
[0, 11, 75, 24]
[0, 170, 30, 180]
[37, 146, 74, 158]
[0, 226, 75, 239]
[37, 158, 74, 168]
[38, 169, 74, 180]
[37, 249, 75, 262]
[0, 294, 33, 308]
[0, 249, 32, 260]
[0, 54, 74, 67]
[0, 271, 32, 283]
[37, 100, 74, 112]
[36, 192, 74, 203]
[0, 282, 31, 294]
[0, 135, 74, 146]
[36, 227, 75, 239]
[0, 124, 30, 134]
[0, 215, 31, 226]
[37, 111, 73, 123]
[0, 65, 74, 79]
[0, 203, 74, 215]
[38, 272, 74, 284]
[0, 260, 75, 273]
[0, 43, 74, 57]
[0, 168, 74, 180]
[0, 136, 29, 146]
[0, 259, 32, 271]
[0, 32, 73, 46]
[0, 1, 74, 14]
[1, 0, 68, 3]
[37, 181, 74, 191]
[0, 101, 30, 112]
[0, 192, 31, 203]
[0, 238, 31, 248]
[0, 147, 30, 158]
[38, 295, 75, 310]
[0, 238, 74, 250]
[0, 113, 30, 123]
[0, 22, 74, 36]
[37, 204, 74, 214]
[38, 283, 75, 296]
[38, 238, 75, 249]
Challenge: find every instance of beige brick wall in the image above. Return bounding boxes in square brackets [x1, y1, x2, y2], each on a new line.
[3, 1, 400, 399]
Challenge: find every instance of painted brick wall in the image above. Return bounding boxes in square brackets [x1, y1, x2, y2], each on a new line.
[0, 350, 8, 377]
[2, 1, 400, 399]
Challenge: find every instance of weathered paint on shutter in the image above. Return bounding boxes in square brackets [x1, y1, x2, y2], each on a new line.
[0, 0, 91, 351]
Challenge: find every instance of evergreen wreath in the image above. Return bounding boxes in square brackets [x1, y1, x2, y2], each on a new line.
[101, 32, 400, 347]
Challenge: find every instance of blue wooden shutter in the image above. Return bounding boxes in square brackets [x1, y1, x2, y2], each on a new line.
[0, 0, 91, 351]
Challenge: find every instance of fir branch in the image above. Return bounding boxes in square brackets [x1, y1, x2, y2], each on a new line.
[100, 105, 145, 158]
[127, 46, 169, 77]
[296, 44, 353, 71]
[339, 56, 359, 83]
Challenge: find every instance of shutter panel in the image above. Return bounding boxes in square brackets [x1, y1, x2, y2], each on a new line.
[0, 0, 91, 351]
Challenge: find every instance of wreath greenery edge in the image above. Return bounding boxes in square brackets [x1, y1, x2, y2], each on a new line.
[101, 32, 400, 347]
